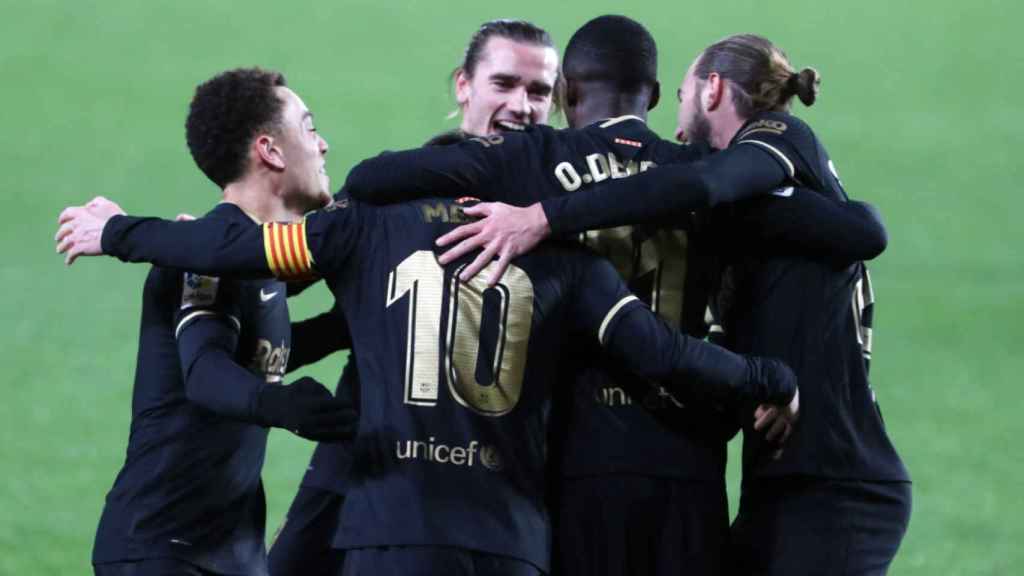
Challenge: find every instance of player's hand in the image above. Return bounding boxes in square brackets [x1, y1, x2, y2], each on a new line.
[753, 388, 800, 459]
[436, 202, 551, 286]
[255, 376, 358, 442]
[55, 196, 126, 265]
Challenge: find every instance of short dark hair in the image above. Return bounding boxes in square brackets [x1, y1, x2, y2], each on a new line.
[185, 67, 287, 188]
[694, 34, 820, 117]
[458, 19, 555, 79]
[562, 15, 658, 94]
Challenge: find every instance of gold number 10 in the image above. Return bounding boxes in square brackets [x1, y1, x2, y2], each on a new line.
[386, 250, 535, 417]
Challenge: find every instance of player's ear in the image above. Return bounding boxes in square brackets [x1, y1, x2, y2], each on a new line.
[255, 134, 285, 171]
[648, 80, 661, 111]
[454, 68, 472, 106]
[563, 77, 579, 109]
[705, 73, 724, 112]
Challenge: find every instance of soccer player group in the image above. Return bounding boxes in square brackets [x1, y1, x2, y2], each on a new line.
[56, 15, 911, 576]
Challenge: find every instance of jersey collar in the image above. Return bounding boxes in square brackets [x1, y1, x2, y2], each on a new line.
[596, 115, 645, 129]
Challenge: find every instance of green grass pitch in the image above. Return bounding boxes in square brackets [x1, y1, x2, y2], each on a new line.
[1, 1, 1021, 574]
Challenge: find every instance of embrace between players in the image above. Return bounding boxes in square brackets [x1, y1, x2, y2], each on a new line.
[56, 15, 911, 576]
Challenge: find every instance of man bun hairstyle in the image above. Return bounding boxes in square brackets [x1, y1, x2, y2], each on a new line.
[788, 67, 820, 107]
[695, 34, 820, 117]
[185, 67, 287, 189]
[563, 15, 658, 95]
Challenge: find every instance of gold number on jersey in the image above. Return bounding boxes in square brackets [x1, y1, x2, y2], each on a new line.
[386, 251, 445, 406]
[386, 251, 535, 416]
[582, 228, 688, 327]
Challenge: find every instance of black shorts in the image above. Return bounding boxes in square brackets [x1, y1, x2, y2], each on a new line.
[268, 485, 346, 576]
[729, 478, 912, 576]
[94, 558, 214, 576]
[555, 475, 729, 576]
[339, 546, 542, 576]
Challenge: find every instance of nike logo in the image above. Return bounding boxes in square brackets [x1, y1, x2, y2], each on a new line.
[771, 187, 794, 198]
[169, 538, 193, 546]
[260, 289, 279, 302]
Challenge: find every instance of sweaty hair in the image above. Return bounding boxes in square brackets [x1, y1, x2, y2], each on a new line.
[694, 34, 820, 117]
[185, 67, 287, 188]
[458, 19, 556, 79]
[449, 19, 562, 116]
[562, 15, 658, 94]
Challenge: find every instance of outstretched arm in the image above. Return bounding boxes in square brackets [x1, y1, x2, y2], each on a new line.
[55, 196, 358, 281]
[344, 135, 505, 204]
[541, 143, 788, 235]
[56, 197, 275, 276]
[722, 189, 888, 264]
[431, 145, 790, 285]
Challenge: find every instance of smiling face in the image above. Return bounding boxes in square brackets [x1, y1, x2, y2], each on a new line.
[273, 86, 331, 211]
[455, 37, 559, 136]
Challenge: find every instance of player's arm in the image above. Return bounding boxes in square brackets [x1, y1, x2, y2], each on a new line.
[288, 303, 352, 373]
[175, 285, 356, 441]
[723, 188, 888, 264]
[56, 196, 361, 281]
[569, 252, 798, 408]
[344, 135, 503, 203]
[540, 144, 788, 236]
[432, 144, 791, 284]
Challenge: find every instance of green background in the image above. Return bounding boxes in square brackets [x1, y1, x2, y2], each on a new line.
[2, 1, 1021, 574]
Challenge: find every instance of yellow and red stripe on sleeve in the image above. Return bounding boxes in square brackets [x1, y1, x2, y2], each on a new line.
[262, 221, 316, 280]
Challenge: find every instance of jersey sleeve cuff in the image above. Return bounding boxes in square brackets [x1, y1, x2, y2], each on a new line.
[597, 295, 642, 346]
[175, 311, 241, 339]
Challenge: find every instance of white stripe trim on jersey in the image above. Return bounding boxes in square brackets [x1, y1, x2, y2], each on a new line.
[599, 115, 645, 129]
[598, 295, 640, 345]
[738, 139, 795, 179]
[174, 310, 241, 339]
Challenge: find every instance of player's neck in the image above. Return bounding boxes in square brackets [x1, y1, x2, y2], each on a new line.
[711, 111, 747, 150]
[222, 177, 302, 224]
[568, 93, 649, 129]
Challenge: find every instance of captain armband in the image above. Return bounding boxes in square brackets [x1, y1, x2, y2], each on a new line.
[263, 221, 317, 281]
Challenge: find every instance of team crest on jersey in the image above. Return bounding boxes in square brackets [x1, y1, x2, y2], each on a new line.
[469, 134, 504, 148]
[739, 118, 788, 139]
[181, 273, 219, 309]
[322, 198, 350, 212]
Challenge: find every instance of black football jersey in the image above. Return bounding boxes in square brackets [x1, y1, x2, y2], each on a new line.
[100, 195, 794, 571]
[93, 203, 290, 575]
[715, 112, 909, 483]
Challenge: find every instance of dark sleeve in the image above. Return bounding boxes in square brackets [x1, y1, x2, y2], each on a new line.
[101, 200, 363, 280]
[569, 253, 791, 406]
[173, 275, 265, 423]
[178, 319, 268, 423]
[344, 134, 509, 204]
[288, 303, 351, 373]
[540, 144, 788, 235]
[102, 215, 274, 278]
[723, 189, 888, 264]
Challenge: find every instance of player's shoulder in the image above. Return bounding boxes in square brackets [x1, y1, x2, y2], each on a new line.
[526, 240, 614, 280]
[202, 202, 257, 224]
[735, 111, 816, 146]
